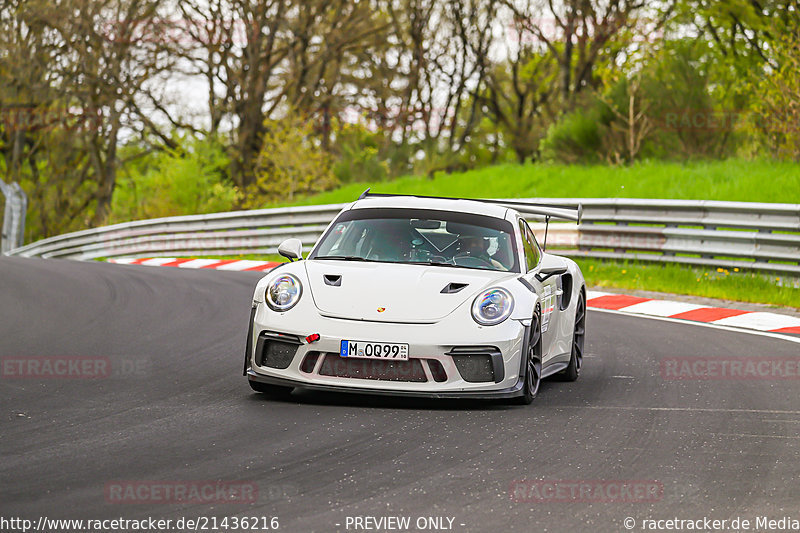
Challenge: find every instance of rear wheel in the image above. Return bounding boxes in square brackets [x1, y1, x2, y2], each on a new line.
[558, 291, 585, 382]
[248, 379, 294, 397]
[514, 306, 542, 405]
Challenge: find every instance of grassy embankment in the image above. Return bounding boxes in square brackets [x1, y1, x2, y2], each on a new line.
[127, 159, 800, 308]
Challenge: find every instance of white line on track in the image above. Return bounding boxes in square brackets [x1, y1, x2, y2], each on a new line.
[714, 433, 800, 439]
[551, 405, 800, 415]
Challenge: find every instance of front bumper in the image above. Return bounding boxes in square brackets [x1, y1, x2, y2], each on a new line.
[247, 369, 526, 399]
[244, 301, 528, 397]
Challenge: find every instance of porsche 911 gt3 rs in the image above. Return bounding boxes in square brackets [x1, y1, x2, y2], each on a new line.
[244, 192, 586, 404]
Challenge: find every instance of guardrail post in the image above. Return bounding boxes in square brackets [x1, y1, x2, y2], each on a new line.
[1, 179, 27, 254]
[11, 182, 27, 249]
[1, 179, 9, 254]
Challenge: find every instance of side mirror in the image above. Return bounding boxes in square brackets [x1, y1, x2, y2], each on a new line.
[535, 265, 567, 283]
[278, 238, 303, 262]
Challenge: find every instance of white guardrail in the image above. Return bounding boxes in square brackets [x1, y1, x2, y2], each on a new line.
[6, 199, 800, 276]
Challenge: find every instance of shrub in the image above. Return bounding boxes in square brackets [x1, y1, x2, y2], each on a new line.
[110, 135, 238, 223]
[331, 121, 389, 183]
[243, 112, 338, 208]
[539, 105, 607, 163]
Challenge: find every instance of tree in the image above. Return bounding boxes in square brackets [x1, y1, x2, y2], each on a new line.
[175, 0, 390, 193]
[754, 30, 800, 160]
[244, 110, 337, 207]
[674, 0, 797, 72]
[479, 12, 558, 163]
[597, 73, 655, 163]
[0, 0, 59, 188]
[504, 0, 657, 107]
[1, 0, 175, 235]
[53, 0, 175, 225]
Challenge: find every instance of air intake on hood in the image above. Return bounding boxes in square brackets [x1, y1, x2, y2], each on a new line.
[440, 282, 469, 294]
[324, 274, 342, 286]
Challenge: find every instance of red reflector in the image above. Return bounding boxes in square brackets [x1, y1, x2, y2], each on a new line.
[305, 333, 320, 343]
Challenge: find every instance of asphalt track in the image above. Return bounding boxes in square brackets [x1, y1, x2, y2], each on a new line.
[1, 256, 799, 532]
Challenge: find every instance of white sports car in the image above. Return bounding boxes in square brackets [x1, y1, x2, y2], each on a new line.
[244, 192, 586, 404]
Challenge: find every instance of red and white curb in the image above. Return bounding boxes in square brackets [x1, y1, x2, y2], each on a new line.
[108, 257, 280, 272]
[587, 291, 800, 335]
[106, 259, 799, 335]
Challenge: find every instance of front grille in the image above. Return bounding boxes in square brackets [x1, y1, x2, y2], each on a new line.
[256, 332, 301, 369]
[318, 354, 427, 382]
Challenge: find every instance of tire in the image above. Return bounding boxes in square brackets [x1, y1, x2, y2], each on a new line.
[248, 379, 294, 397]
[514, 305, 542, 405]
[557, 290, 585, 382]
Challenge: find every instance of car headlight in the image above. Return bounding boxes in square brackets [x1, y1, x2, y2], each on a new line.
[471, 288, 514, 326]
[265, 274, 302, 312]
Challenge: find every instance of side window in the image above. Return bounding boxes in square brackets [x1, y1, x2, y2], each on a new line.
[524, 221, 542, 268]
[518, 219, 538, 271]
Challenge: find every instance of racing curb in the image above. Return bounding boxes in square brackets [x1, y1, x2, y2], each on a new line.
[586, 291, 800, 335]
[107, 257, 280, 271]
[107, 258, 800, 335]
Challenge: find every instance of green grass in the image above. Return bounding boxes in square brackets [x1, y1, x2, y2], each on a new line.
[274, 158, 800, 206]
[99, 158, 800, 308]
[263, 158, 798, 308]
[577, 258, 800, 309]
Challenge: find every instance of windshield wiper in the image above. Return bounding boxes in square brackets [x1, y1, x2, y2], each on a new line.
[397, 259, 502, 272]
[396, 259, 460, 268]
[408, 260, 453, 267]
[314, 255, 371, 262]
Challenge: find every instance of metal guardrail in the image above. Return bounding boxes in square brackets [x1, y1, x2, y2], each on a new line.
[6, 198, 800, 276]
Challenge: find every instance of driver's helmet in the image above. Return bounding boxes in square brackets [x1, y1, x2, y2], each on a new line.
[459, 234, 489, 257]
[368, 221, 411, 261]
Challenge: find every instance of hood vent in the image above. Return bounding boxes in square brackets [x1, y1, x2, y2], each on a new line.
[324, 274, 342, 286]
[440, 282, 469, 294]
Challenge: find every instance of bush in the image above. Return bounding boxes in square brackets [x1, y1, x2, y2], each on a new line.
[753, 31, 800, 160]
[243, 112, 338, 208]
[541, 39, 741, 164]
[539, 105, 607, 163]
[642, 39, 740, 160]
[110, 135, 238, 223]
[331, 121, 389, 183]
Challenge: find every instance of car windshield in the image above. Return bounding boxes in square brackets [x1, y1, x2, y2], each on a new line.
[310, 208, 520, 273]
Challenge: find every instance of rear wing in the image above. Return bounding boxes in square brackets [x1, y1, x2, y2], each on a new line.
[357, 189, 582, 223]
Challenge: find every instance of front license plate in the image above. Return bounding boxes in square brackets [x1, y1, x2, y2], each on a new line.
[340, 340, 409, 360]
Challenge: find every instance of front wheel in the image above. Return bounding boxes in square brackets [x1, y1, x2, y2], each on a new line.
[514, 306, 542, 405]
[248, 379, 294, 397]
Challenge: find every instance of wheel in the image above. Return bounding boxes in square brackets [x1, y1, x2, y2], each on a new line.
[557, 290, 585, 382]
[514, 306, 542, 405]
[248, 379, 294, 397]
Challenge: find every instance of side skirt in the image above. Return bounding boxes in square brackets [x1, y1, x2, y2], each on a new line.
[541, 361, 569, 379]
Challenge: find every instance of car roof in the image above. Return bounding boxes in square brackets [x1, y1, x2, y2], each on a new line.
[349, 195, 511, 220]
